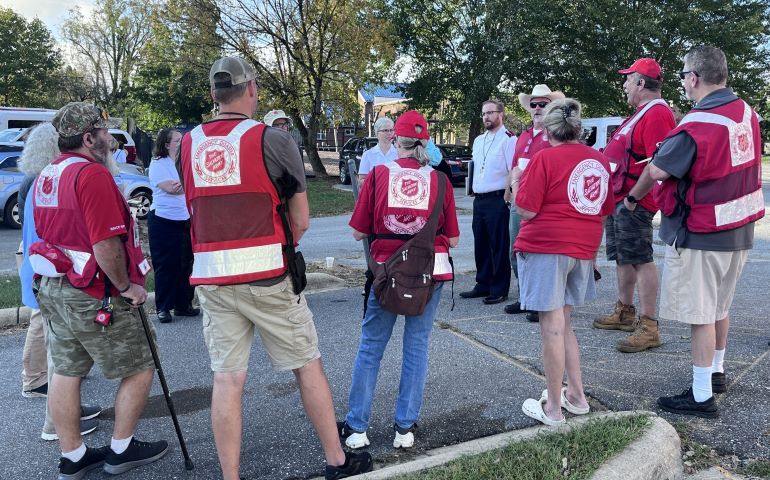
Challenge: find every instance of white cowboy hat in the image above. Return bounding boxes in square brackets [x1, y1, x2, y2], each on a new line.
[263, 109, 290, 126]
[518, 84, 566, 110]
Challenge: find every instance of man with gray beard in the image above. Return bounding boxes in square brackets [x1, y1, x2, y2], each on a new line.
[32, 102, 167, 478]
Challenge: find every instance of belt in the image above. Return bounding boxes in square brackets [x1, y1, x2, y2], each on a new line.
[475, 189, 505, 199]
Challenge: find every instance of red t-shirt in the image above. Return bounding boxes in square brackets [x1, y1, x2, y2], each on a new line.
[514, 144, 615, 259]
[70, 153, 130, 298]
[625, 103, 676, 212]
[349, 158, 460, 273]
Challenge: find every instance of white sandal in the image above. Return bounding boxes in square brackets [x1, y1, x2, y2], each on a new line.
[540, 387, 590, 415]
[522, 398, 566, 426]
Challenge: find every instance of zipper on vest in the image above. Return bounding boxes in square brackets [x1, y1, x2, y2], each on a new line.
[402, 249, 408, 261]
[391, 277, 396, 288]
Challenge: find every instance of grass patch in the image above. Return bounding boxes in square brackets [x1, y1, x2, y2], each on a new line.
[395, 415, 650, 480]
[740, 460, 770, 478]
[671, 421, 721, 474]
[0, 272, 156, 310]
[306, 176, 354, 217]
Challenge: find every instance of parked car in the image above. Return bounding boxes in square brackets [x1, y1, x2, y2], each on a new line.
[437, 144, 472, 186]
[338, 137, 377, 184]
[0, 128, 27, 148]
[581, 117, 624, 150]
[0, 152, 152, 229]
[110, 128, 140, 166]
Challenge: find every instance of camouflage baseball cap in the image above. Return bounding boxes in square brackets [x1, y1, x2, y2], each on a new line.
[53, 102, 110, 137]
[209, 56, 257, 88]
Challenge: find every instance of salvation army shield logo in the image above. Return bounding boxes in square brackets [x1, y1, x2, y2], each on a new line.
[583, 175, 601, 202]
[401, 178, 419, 197]
[729, 122, 753, 167]
[568, 159, 609, 215]
[35, 173, 59, 207]
[194, 138, 237, 184]
[390, 170, 429, 207]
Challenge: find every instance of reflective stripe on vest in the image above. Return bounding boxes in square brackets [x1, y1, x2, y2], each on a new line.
[714, 189, 764, 228]
[61, 247, 91, 275]
[606, 98, 667, 174]
[192, 243, 284, 279]
[679, 101, 755, 168]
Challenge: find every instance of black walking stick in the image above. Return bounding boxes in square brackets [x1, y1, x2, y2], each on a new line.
[137, 304, 195, 470]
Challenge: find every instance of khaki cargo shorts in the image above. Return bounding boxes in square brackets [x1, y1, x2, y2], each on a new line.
[37, 277, 157, 380]
[197, 277, 320, 373]
[659, 245, 749, 325]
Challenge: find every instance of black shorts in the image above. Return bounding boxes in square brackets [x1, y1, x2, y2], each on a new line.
[605, 201, 655, 265]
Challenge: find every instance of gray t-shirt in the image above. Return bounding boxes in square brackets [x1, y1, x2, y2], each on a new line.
[652, 88, 754, 251]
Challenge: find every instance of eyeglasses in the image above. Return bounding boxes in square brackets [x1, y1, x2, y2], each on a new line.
[273, 121, 290, 128]
[530, 102, 550, 109]
[678, 71, 699, 80]
[480, 111, 501, 118]
[377, 129, 394, 133]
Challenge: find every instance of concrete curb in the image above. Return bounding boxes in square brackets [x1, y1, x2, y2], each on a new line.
[314, 411, 682, 480]
[0, 272, 347, 328]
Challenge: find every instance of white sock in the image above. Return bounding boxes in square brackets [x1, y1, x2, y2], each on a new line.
[712, 349, 726, 374]
[62, 443, 86, 462]
[111, 435, 133, 454]
[692, 365, 713, 402]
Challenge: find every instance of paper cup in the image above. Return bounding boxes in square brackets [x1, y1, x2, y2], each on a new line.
[325, 257, 334, 268]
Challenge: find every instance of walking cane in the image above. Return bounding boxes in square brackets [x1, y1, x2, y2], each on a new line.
[136, 304, 195, 470]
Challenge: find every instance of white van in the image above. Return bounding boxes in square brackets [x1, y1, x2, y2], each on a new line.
[0, 107, 57, 131]
[581, 116, 624, 150]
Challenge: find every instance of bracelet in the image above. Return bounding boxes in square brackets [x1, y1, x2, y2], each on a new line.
[118, 283, 131, 293]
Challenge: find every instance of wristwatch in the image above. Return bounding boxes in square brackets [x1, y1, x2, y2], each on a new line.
[626, 195, 638, 204]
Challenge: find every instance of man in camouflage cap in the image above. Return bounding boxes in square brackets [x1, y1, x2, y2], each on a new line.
[33, 102, 168, 478]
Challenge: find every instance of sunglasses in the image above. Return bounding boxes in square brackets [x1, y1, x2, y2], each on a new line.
[530, 101, 550, 109]
[678, 71, 699, 80]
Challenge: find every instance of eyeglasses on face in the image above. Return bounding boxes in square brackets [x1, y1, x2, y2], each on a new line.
[377, 128, 394, 133]
[530, 101, 550, 109]
[678, 70, 699, 80]
[480, 111, 502, 118]
[273, 121, 290, 128]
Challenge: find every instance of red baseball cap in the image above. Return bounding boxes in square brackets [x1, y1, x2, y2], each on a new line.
[394, 110, 430, 140]
[618, 58, 662, 80]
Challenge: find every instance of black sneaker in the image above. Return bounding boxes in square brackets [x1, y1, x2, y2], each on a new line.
[58, 445, 109, 480]
[711, 372, 726, 393]
[325, 451, 373, 480]
[23, 382, 48, 398]
[657, 387, 718, 418]
[103, 438, 169, 475]
[80, 404, 102, 420]
[526, 312, 539, 322]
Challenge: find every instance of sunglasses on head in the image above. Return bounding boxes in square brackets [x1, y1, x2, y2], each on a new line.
[530, 101, 549, 109]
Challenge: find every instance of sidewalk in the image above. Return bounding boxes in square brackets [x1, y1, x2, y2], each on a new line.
[0, 266, 767, 479]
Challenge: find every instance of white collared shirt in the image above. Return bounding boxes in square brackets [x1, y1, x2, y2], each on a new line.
[359, 144, 398, 175]
[471, 127, 517, 193]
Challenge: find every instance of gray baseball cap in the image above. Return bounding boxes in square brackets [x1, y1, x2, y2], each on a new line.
[209, 57, 257, 88]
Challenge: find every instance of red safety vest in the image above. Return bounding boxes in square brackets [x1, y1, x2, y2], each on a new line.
[371, 162, 453, 280]
[31, 155, 148, 290]
[603, 99, 670, 195]
[655, 98, 765, 232]
[511, 127, 550, 170]
[182, 119, 288, 285]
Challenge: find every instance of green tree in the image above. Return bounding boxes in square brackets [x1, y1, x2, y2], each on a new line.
[0, 8, 61, 106]
[195, 0, 396, 175]
[61, 0, 154, 110]
[127, 0, 223, 132]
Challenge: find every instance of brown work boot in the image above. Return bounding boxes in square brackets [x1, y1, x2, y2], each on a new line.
[616, 315, 662, 353]
[593, 301, 636, 332]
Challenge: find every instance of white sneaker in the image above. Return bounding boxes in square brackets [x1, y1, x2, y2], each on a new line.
[345, 431, 370, 449]
[393, 430, 414, 448]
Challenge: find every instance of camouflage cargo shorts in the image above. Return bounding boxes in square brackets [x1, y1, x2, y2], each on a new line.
[36, 277, 156, 380]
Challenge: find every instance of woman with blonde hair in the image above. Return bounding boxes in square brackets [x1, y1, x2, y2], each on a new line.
[339, 110, 460, 449]
[511, 99, 614, 425]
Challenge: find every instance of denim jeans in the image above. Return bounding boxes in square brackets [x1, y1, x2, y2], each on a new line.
[346, 282, 444, 432]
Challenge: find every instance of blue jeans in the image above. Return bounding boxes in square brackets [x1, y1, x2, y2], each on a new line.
[346, 282, 444, 432]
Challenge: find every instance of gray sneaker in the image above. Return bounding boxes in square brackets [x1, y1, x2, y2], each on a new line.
[42, 418, 98, 441]
[103, 438, 168, 475]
